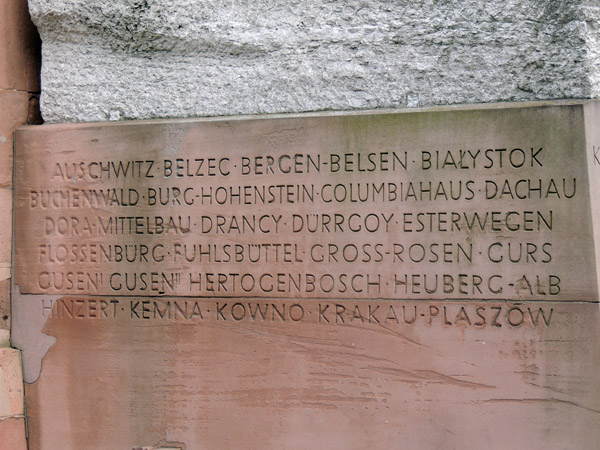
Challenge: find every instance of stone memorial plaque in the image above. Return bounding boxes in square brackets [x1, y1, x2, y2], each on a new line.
[12, 102, 600, 449]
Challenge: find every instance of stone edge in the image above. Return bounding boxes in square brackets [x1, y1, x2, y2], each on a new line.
[0, 0, 42, 449]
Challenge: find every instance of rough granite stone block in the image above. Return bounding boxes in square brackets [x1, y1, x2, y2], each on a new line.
[28, 0, 600, 123]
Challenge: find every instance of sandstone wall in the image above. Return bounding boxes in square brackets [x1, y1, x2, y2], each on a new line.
[0, 0, 40, 448]
[29, 0, 600, 123]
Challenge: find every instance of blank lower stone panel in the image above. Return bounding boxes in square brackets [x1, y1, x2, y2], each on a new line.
[20, 298, 600, 450]
[12, 101, 600, 449]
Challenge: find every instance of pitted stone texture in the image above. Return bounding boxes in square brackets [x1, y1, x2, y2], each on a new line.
[583, 2, 600, 98]
[30, 0, 599, 123]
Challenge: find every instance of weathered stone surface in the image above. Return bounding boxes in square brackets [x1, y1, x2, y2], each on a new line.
[0, 280, 10, 331]
[0, 331, 9, 348]
[0, 88, 29, 334]
[0, 89, 30, 188]
[0, 417, 28, 450]
[0, 348, 24, 418]
[18, 299, 600, 450]
[0, 188, 12, 268]
[13, 101, 596, 301]
[584, 101, 600, 295]
[29, 0, 600, 123]
[12, 101, 600, 449]
[0, 0, 41, 91]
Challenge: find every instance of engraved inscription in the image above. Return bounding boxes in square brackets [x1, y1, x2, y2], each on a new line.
[40, 298, 554, 329]
[14, 111, 595, 300]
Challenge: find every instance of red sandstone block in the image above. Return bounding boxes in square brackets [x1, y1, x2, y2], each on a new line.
[0, 188, 11, 265]
[0, 348, 23, 417]
[0, 417, 27, 450]
[0, 0, 41, 91]
[0, 280, 8, 331]
[0, 89, 30, 188]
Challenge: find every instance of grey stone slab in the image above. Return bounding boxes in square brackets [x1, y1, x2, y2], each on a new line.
[28, 0, 600, 123]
